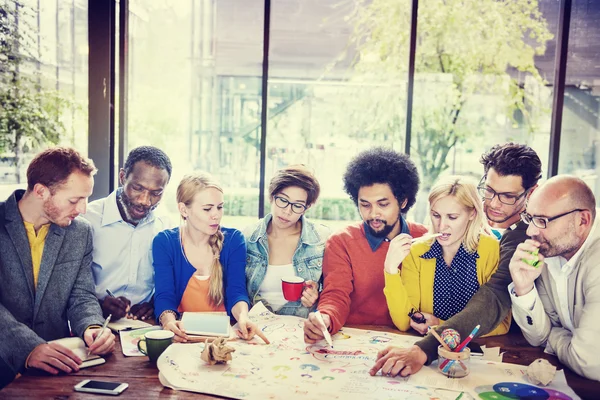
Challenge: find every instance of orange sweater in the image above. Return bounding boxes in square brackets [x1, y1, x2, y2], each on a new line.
[318, 221, 428, 333]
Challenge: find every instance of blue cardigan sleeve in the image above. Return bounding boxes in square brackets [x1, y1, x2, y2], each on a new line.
[153, 230, 180, 319]
[223, 228, 251, 317]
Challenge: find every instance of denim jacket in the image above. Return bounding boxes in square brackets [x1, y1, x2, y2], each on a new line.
[243, 214, 331, 318]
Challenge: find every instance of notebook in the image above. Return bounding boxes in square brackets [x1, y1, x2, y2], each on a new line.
[119, 326, 162, 357]
[180, 312, 231, 337]
[48, 337, 106, 368]
[107, 318, 153, 332]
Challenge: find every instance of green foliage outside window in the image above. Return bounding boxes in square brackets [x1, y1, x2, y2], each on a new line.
[0, 1, 68, 182]
[349, 0, 554, 190]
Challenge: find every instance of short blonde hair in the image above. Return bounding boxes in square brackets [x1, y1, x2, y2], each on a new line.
[428, 175, 488, 253]
[177, 172, 225, 307]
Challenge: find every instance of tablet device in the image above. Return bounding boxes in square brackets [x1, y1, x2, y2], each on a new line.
[180, 312, 231, 337]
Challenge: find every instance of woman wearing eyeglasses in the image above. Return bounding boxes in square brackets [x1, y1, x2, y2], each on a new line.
[383, 175, 510, 336]
[244, 165, 330, 317]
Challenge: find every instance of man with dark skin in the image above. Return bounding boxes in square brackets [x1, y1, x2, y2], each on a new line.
[83, 146, 172, 321]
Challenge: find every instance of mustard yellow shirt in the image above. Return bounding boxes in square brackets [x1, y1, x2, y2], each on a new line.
[384, 234, 510, 337]
[23, 221, 50, 289]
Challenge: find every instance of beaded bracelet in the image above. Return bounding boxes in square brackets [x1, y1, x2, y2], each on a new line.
[159, 310, 178, 327]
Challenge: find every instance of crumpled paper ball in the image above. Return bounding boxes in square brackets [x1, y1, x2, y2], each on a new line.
[201, 337, 235, 365]
[441, 329, 461, 350]
[525, 358, 556, 386]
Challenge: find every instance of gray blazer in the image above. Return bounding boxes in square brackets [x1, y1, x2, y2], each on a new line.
[0, 190, 104, 375]
[511, 219, 600, 381]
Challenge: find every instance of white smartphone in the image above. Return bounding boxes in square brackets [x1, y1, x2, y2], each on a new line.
[74, 380, 128, 395]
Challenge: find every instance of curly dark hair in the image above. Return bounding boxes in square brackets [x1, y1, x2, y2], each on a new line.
[123, 146, 172, 179]
[343, 147, 420, 213]
[480, 143, 542, 190]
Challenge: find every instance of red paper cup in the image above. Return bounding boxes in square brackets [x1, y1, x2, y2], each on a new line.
[281, 276, 306, 301]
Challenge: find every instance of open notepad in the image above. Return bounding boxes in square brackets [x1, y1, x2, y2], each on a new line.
[48, 337, 106, 368]
[107, 318, 153, 332]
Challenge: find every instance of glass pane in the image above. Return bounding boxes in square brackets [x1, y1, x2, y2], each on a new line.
[558, 0, 600, 206]
[127, 1, 264, 229]
[0, 0, 88, 199]
[267, 0, 411, 229]
[410, 0, 559, 223]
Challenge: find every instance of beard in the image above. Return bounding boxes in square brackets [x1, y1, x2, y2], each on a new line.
[484, 203, 524, 225]
[532, 220, 580, 258]
[365, 217, 398, 238]
[43, 197, 73, 227]
[534, 236, 580, 258]
[118, 191, 157, 223]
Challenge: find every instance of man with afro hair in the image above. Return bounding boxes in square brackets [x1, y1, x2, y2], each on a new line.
[303, 147, 428, 342]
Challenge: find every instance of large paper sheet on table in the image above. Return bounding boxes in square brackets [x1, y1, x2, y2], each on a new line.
[157, 303, 580, 399]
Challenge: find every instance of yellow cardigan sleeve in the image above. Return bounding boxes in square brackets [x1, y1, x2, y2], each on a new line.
[384, 247, 422, 331]
[478, 235, 511, 337]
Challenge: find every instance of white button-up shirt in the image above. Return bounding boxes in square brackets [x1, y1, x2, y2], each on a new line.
[83, 189, 172, 305]
[509, 218, 598, 335]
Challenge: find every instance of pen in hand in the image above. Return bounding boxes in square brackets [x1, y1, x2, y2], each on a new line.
[314, 311, 333, 348]
[88, 314, 111, 356]
[105, 289, 131, 318]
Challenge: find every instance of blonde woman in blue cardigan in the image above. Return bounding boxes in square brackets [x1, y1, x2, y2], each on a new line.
[384, 175, 510, 337]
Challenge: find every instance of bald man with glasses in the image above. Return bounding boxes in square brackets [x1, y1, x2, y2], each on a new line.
[509, 175, 600, 381]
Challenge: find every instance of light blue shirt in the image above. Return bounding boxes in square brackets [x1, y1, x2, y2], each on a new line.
[82, 189, 171, 305]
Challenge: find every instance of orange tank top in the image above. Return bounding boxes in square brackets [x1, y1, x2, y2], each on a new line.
[178, 275, 226, 313]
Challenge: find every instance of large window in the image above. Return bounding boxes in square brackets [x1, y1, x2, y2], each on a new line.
[127, 0, 264, 228]
[267, 0, 411, 230]
[558, 0, 600, 205]
[410, 0, 559, 223]
[0, 0, 88, 199]
[4, 0, 599, 220]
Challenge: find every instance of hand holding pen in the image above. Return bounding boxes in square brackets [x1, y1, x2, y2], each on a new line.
[103, 289, 131, 320]
[303, 311, 332, 344]
[84, 314, 116, 356]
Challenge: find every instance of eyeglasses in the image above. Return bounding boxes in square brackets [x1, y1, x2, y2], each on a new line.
[520, 208, 587, 229]
[274, 196, 307, 214]
[477, 177, 528, 205]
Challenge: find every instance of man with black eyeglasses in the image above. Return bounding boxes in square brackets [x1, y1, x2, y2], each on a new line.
[386, 143, 544, 376]
[478, 143, 542, 239]
[508, 175, 600, 381]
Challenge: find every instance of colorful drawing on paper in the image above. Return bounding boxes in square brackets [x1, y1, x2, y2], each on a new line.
[157, 303, 580, 400]
[474, 382, 573, 400]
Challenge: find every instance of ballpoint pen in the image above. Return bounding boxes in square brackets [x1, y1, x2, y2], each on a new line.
[411, 233, 443, 243]
[106, 289, 131, 317]
[88, 314, 112, 356]
[314, 311, 333, 348]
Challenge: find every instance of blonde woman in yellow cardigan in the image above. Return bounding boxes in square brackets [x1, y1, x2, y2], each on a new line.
[384, 175, 510, 337]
